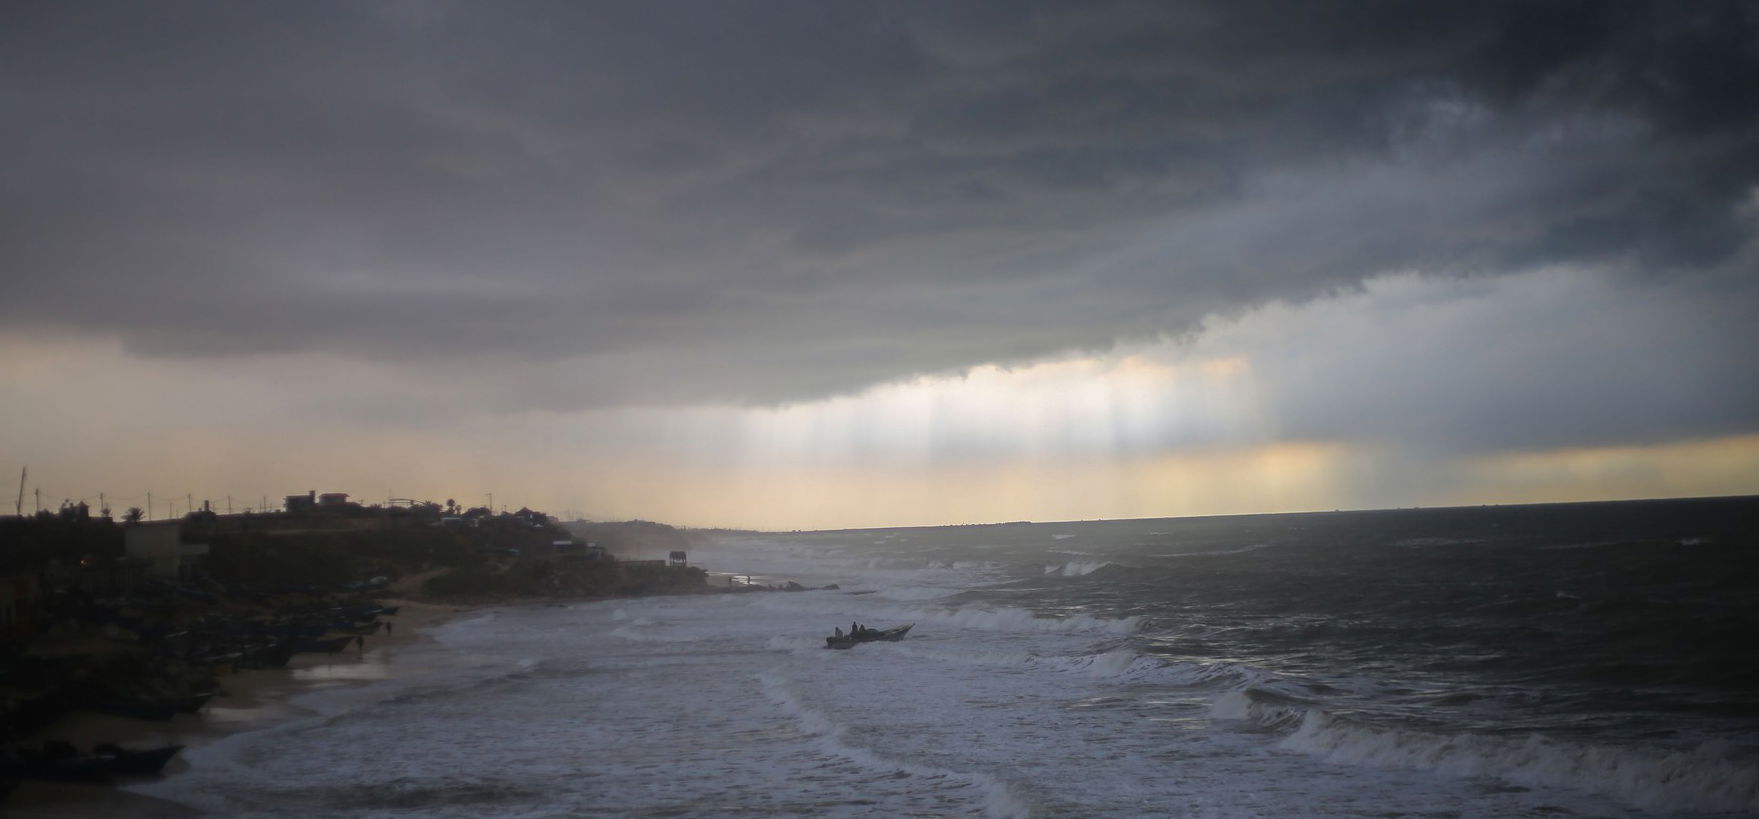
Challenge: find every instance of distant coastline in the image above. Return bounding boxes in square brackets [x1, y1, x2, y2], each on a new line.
[0, 499, 717, 811]
[761, 492, 1759, 535]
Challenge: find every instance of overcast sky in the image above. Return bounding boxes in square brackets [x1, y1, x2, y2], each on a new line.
[3, 1, 1756, 528]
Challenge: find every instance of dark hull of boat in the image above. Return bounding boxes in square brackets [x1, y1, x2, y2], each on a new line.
[1, 744, 182, 781]
[91, 701, 177, 722]
[294, 635, 359, 653]
[0, 757, 111, 782]
[824, 624, 913, 649]
[96, 744, 184, 775]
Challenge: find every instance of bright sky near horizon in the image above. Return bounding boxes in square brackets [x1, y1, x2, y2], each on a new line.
[3, 3, 1757, 529]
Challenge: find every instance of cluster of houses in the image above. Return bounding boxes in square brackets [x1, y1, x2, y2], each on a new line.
[0, 521, 207, 642]
[0, 489, 616, 646]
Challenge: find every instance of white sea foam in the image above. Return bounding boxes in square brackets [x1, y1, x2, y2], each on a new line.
[751, 591, 1141, 636]
[1208, 689, 1313, 729]
[1044, 560, 1113, 576]
[913, 605, 1141, 634]
[1279, 710, 1759, 814]
[1035, 649, 1141, 677]
[607, 624, 699, 643]
[885, 643, 1036, 668]
[1163, 542, 1273, 557]
[766, 633, 825, 652]
[757, 672, 1031, 818]
[928, 559, 1003, 571]
[870, 584, 961, 601]
[896, 644, 1265, 691]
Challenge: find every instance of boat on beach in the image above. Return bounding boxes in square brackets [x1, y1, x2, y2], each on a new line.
[293, 635, 360, 654]
[825, 624, 912, 649]
[0, 742, 183, 782]
[93, 743, 184, 776]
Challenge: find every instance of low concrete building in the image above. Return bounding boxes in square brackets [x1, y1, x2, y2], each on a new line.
[124, 522, 210, 581]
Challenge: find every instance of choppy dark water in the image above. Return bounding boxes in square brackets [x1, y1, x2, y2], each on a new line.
[980, 499, 1758, 733]
[136, 496, 1758, 817]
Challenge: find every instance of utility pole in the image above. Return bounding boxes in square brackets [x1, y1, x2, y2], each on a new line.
[13, 467, 23, 517]
[100, 492, 107, 517]
[486, 492, 493, 513]
[33, 487, 41, 515]
[226, 495, 232, 515]
[187, 494, 193, 516]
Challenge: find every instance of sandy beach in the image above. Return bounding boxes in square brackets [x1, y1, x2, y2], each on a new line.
[6, 599, 470, 817]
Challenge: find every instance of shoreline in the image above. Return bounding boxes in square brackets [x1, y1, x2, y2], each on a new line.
[5, 598, 475, 817]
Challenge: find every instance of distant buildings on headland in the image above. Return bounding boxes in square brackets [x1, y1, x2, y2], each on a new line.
[0, 488, 637, 643]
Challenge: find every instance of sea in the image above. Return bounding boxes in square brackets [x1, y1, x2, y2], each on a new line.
[132, 496, 1758, 817]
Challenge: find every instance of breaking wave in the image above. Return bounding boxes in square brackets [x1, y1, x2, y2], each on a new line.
[1163, 543, 1273, 558]
[886, 643, 1268, 690]
[1035, 652, 1267, 688]
[1044, 560, 1113, 576]
[607, 624, 699, 643]
[765, 633, 827, 652]
[1285, 711, 1759, 814]
[907, 605, 1140, 635]
[757, 672, 1031, 818]
[1212, 687, 1759, 814]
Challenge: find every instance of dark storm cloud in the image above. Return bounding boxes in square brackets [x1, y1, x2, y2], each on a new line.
[2, 1, 1755, 416]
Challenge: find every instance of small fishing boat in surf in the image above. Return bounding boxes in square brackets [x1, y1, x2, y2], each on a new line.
[825, 623, 913, 649]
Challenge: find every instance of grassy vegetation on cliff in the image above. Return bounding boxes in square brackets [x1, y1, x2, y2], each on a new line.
[420, 558, 707, 599]
[199, 528, 484, 589]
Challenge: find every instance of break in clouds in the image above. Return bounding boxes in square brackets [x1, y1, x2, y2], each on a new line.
[3, 1, 1757, 453]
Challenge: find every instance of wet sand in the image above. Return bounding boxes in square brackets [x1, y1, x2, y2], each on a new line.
[6, 599, 471, 817]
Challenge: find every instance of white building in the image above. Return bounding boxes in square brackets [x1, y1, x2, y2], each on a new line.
[124, 522, 210, 581]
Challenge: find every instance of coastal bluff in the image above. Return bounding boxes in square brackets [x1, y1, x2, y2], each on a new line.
[0, 506, 710, 759]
